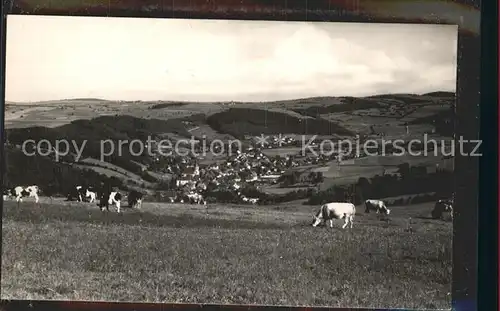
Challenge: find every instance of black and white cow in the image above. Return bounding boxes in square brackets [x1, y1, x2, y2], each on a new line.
[85, 188, 98, 203]
[75, 186, 86, 202]
[98, 190, 122, 213]
[312, 202, 356, 229]
[12, 185, 40, 207]
[67, 185, 98, 203]
[3, 187, 11, 201]
[364, 199, 391, 215]
[186, 192, 205, 205]
[127, 190, 144, 209]
[431, 199, 453, 220]
[67, 185, 85, 202]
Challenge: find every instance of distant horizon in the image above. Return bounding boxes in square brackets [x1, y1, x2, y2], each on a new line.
[6, 16, 458, 102]
[5, 90, 456, 105]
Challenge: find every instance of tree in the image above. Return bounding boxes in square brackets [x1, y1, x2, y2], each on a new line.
[356, 177, 371, 200]
[397, 163, 410, 179]
[312, 172, 324, 184]
[308, 172, 316, 182]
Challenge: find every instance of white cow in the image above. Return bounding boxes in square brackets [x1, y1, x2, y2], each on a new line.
[187, 192, 204, 205]
[312, 202, 356, 229]
[241, 195, 258, 205]
[108, 191, 122, 213]
[364, 199, 391, 215]
[248, 198, 259, 204]
[13, 185, 40, 207]
[85, 189, 97, 203]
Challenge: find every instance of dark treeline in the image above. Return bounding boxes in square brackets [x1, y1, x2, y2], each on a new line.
[203, 186, 311, 205]
[156, 162, 452, 206]
[421, 91, 455, 97]
[292, 97, 381, 117]
[206, 108, 353, 139]
[408, 108, 455, 137]
[204, 163, 453, 206]
[278, 171, 324, 186]
[305, 163, 453, 205]
[5, 116, 191, 172]
[149, 102, 186, 109]
[3, 148, 124, 196]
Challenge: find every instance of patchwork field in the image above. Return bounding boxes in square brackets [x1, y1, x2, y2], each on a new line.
[4, 100, 222, 129]
[2, 198, 451, 309]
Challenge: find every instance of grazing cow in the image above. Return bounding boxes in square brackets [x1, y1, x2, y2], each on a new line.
[242, 196, 259, 204]
[67, 185, 86, 202]
[3, 188, 11, 201]
[248, 198, 259, 204]
[128, 190, 144, 209]
[312, 202, 356, 229]
[76, 186, 85, 202]
[432, 200, 453, 220]
[85, 189, 97, 203]
[13, 185, 40, 207]
[364, 199, 391, 215]
[186, 192, 204, 205]
[98, 190, 122, 213]
[240, 195, 258, 205]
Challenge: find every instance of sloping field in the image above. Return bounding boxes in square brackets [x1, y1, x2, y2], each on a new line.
[2, 200, 451, 309]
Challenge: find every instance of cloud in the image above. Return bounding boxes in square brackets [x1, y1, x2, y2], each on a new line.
[5, 16, 457, 102]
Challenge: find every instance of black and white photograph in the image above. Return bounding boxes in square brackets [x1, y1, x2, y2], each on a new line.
[2, 15, 459, 309]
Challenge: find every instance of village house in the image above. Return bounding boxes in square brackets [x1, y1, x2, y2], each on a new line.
[167, 141, 293, 197]
[196, 181, 207, 191]
[176, 176, 193, 187]
[175, 163, 200, 187]
[181, 163, 200, 178]
[246, 172, 258, 182]
[260, 174, 281, 183]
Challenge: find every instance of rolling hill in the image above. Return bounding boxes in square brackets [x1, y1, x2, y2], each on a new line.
[205, 107, 354, 138]
[4, 92, 455, 195]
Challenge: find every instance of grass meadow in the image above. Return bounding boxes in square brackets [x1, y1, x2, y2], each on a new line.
[2, 198, 452, 309]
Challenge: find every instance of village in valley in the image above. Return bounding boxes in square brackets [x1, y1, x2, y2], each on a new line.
[3, 91, 456, 209]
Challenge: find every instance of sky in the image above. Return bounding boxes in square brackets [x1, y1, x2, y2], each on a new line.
[5, 15, 458, 103]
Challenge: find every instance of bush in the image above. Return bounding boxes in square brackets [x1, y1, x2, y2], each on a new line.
[205, 190, 240, 204]
[240, 185, 264, 199]
[409, 193, 438, 205]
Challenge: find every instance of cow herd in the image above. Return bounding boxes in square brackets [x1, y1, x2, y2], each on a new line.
[2, 185, 41, 206]
[2, 184, 208, 212]
[3, 185, 454, 227]
[311, 198, 453, 229]
[2, 184, 145, 213]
